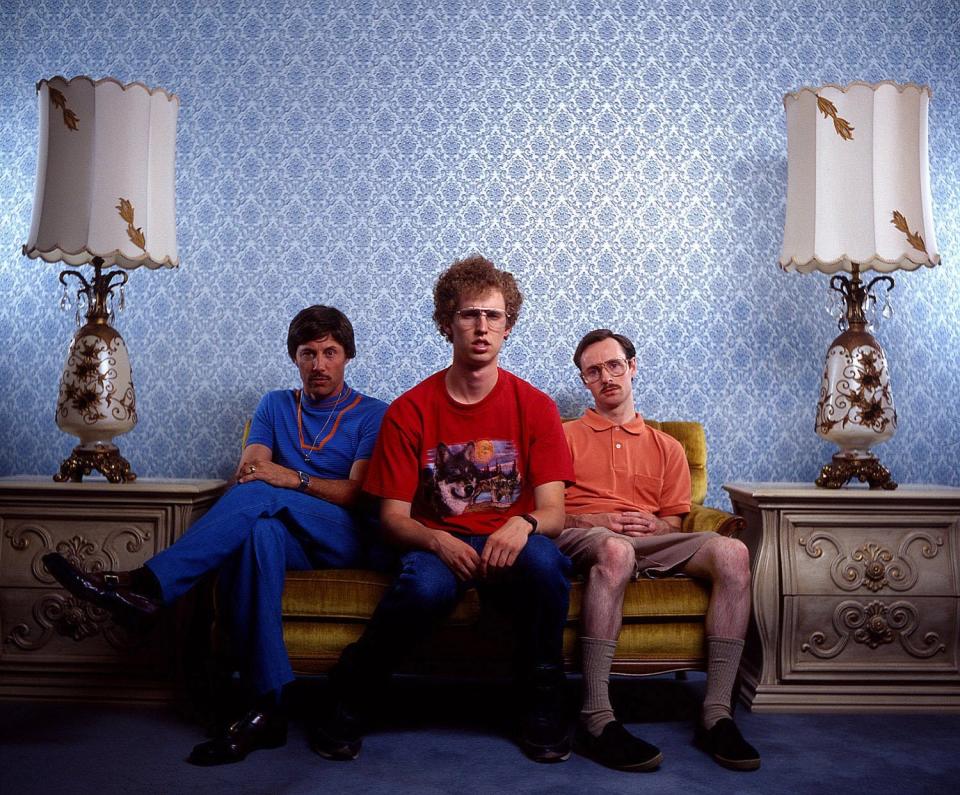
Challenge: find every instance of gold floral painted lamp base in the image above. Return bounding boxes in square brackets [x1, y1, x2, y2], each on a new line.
[814, 264, 897, 490]
[53, 258, 138, 483]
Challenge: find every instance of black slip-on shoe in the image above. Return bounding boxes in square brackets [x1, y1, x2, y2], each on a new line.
[575, 720, 663, 771]
[695, 718, 761, 771]
[187, 709, 288, 766]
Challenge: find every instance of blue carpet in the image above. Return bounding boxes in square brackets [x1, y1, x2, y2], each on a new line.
[2, 673, 957, 794]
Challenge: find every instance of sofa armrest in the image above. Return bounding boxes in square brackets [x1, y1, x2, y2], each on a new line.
[682, 503, 745, 537]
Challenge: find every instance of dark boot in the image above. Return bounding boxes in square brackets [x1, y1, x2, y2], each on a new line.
[310, 642, 388, 761]
[519, 664, 571, 763]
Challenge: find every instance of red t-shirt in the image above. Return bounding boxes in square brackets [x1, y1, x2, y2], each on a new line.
[364, 368, 574, 536]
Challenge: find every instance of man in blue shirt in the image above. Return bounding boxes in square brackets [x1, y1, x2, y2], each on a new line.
[44, 305, 388, 766]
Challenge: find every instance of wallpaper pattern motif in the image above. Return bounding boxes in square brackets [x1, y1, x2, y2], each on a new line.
[1, 1, 958, 507]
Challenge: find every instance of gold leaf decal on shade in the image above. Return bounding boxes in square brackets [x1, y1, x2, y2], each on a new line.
[816, 95, 854, 140]
[49, 87, 79, 131]
[116, 197, 146, 250]
[891, 210, 927, 254]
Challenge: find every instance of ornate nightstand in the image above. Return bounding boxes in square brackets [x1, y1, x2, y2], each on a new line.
[725, 482, 960, 712]
[0, 477, 226, 701]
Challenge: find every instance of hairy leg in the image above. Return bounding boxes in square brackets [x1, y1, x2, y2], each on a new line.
[579, 536, 636, 735]
[679, 536, 751, 639]
[680, 535, 752, 728]
[581, 535, 636, 640]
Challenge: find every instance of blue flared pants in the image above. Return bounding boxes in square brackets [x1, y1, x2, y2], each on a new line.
[146, 481, 364, 696]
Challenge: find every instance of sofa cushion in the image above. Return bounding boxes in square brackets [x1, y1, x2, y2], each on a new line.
[283, 569, 709, 624]
[281, 568, 711, 675]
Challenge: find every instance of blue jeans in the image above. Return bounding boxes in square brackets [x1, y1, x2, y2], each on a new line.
[147, 481, 386, 696]
[357, 533, 572, 673]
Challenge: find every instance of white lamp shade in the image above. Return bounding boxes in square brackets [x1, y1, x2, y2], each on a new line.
[779, 81, 940, 274]
[23, 76, 179, 269]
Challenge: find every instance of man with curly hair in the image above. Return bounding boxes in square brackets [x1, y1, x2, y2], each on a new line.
[312, 255, 575, 763]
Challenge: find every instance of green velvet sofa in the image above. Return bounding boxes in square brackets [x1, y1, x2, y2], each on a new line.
[278, 420, 744, 677]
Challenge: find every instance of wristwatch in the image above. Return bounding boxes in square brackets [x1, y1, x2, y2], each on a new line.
[296, 471, 311, 492]
[520, 513, 538, 535]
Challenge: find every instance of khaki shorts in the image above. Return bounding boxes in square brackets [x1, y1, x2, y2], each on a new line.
[555, 526, 717, 579]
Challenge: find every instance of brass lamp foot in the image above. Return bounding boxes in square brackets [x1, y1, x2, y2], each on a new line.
[54, 444, 137, 483]
[816, 455, 897, 490]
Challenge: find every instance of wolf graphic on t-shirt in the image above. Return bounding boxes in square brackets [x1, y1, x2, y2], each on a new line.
[414, 439, 521, 518]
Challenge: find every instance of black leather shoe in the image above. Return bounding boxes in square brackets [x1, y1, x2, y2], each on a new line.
[188, 709, 288, 766]
[42, 552, 161, 627]
[695, 718, 761, 771]
[575, 720, 663, 771]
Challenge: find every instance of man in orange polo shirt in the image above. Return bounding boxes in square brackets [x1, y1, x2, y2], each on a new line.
[556, 329, 759, 772]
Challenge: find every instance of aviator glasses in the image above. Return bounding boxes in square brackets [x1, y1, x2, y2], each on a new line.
[454, 307, 511, 330]
[581, 357, 629, 384]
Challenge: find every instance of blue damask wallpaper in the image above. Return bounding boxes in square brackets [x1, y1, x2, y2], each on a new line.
[1, 1, 958, 506]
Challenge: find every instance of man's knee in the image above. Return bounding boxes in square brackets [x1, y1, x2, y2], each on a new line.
[590, 535, 635, 585]
[219, 479, 276, 510]
[709, 537, 751, 590]
[247, 516, 289, 555]
[515, 536, 571, 588]
[513, 536, 571, 598]
[392, 552, 459, 610]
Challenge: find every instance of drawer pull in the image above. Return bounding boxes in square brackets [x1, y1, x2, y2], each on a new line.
[801, 599, 946, 659]
[798, 532, 944, 592]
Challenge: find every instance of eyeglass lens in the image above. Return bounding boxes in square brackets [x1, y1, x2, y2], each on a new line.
[457, 308, 507, 327]
[583, 358, 627, 383]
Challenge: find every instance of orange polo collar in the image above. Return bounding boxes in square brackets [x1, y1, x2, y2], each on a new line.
[581, 407, 646, 435]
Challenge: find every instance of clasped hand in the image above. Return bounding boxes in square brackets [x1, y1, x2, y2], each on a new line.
[583, 511, 672, 536]
[433, 516, 530, 581]
[235, 458, 298, 489]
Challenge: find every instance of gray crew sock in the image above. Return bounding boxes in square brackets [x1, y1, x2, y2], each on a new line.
[580, 636, 619, 736]
[702, 635, 745, 729]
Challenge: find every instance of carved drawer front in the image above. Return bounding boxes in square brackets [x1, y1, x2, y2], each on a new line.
[1, 588, 168, 666]
[0, 478, 227, 700]
[0, 509, 163, 587]
[1, 509, 163, 665]
[782, 595, 959, 680]
[780, 512, 957, 597]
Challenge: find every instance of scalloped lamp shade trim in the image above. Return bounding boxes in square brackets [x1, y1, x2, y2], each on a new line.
[779, 81, 940, 274]
[23, 76, 180, 270]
